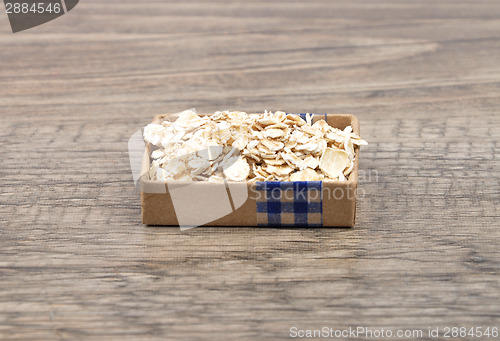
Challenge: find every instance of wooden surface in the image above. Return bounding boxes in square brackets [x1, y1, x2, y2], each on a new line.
[1, 1, 499, 340]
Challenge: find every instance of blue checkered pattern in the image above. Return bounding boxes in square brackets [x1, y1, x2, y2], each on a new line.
[256, 181, 323, 227]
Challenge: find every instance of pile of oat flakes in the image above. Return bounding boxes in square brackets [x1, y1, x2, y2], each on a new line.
[144, 110, 367, 182]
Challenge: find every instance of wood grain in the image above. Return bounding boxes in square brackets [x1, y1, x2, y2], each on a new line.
[1, 0, 499, 340]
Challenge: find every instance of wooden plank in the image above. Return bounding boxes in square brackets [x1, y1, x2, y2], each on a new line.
[0, 0, 499, 339]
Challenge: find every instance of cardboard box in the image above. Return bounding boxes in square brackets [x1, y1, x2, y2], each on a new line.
[141, 114, 360, 227]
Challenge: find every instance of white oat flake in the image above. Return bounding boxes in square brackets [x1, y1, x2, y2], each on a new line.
[143, 110, 367, 182]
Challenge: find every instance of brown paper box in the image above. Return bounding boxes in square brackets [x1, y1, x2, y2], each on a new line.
[141, 114, 361, 227]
